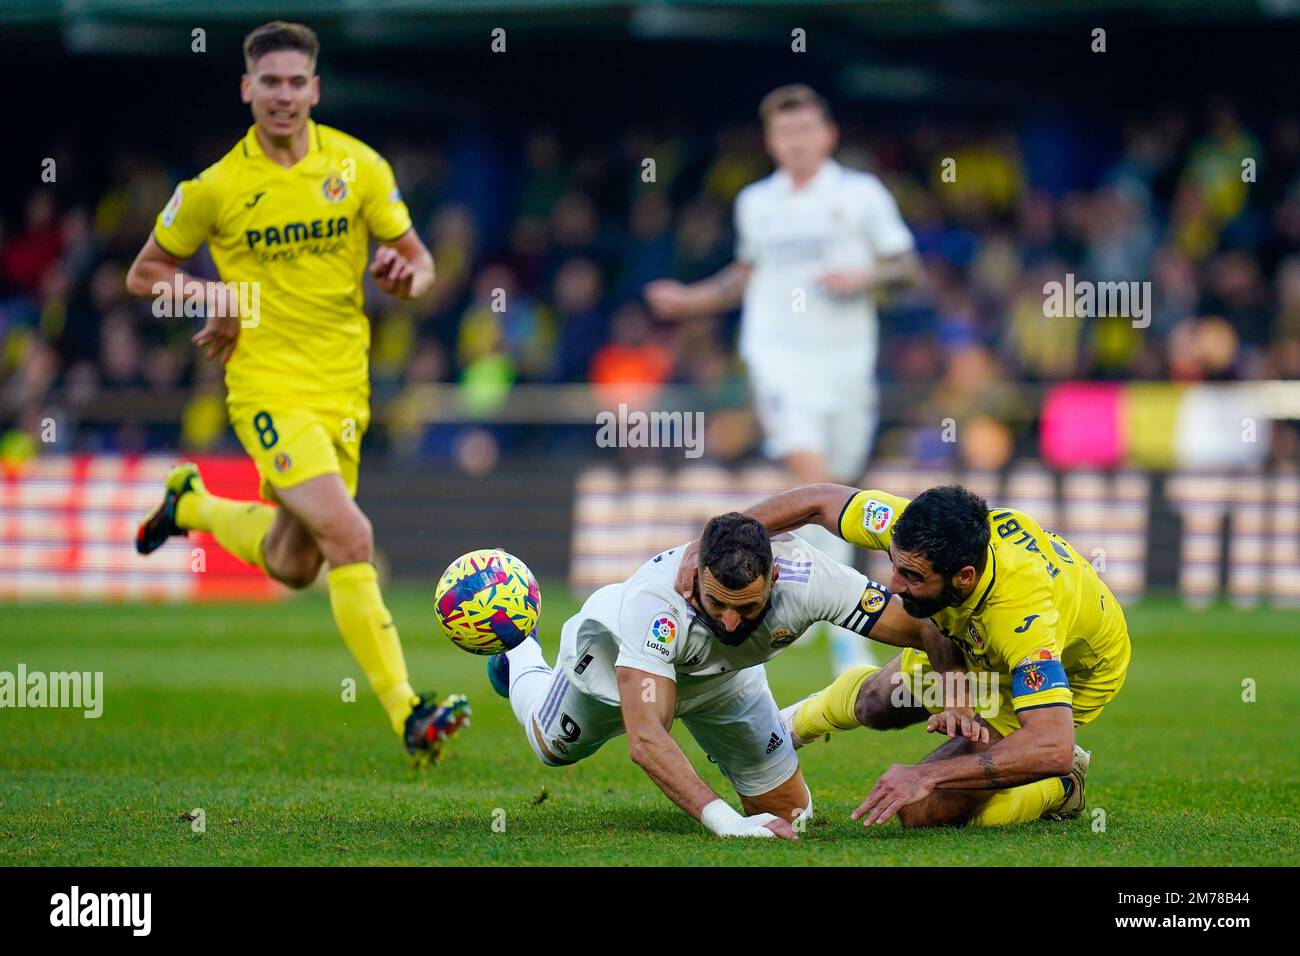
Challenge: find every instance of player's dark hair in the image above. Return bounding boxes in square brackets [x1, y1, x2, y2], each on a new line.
[893, 485, 990, 579]
[244, 21, 320, 71]
[759, 84, 832, 125]
[699, 513, 772, 589]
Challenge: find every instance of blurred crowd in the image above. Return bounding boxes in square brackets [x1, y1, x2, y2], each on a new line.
[2, 97, 1299, 469]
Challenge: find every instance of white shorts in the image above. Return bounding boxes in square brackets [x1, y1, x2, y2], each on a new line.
[527, 664, 799, 798]
[749, 365, 877, 481]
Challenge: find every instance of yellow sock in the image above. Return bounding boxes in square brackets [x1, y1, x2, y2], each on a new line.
[969, 777, 1066, 826]
[178, 492, 275, 572]
[327, 562, 419, 736]
[792, 664, 880, 741]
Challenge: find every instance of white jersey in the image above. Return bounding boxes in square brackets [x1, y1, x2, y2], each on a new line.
[734, 159, 914, 377]
[559, 534, 890, 708]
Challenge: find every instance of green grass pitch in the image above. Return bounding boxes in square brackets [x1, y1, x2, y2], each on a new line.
[2, 587, 1297, 866]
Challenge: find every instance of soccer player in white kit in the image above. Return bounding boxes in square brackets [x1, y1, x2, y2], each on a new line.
[645, 84, 920, 676]
[487, 512, 932, 839]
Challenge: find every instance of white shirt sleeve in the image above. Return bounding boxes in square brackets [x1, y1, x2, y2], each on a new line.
[733, 187, 756, 265]
[613, 586, 685, 682]
[808, 548, 892, 638]
[862, 177, 915, 259]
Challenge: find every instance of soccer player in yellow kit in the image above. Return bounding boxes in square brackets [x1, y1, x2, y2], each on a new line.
[126, 21, 468, 764]
[676, 483, 1132, 827]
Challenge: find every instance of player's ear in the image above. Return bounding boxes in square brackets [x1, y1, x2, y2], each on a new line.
[956, 565, 978, 589]
[309, 74, 321, 107]
[240, 74, 252, 104]
[769, 562, 780, 583]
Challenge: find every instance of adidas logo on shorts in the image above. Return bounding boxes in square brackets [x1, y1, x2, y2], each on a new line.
[765, 731, 784, 755]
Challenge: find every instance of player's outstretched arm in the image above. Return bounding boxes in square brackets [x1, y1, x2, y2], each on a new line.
[674, 483, 858, 598]
[644, 261, 753, 320]
[371, 229, 435, 300]
[615, 666, 795, 840]
[126, 234, 241, 364]
[852, 705, 1075, 826]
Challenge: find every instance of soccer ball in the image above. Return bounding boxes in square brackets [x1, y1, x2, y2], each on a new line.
[434, 548, 541, 655]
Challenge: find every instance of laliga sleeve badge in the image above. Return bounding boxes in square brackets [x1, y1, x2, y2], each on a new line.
[644, 613, 678, 659]
[863, 499, 893, 534]
[161, 185, 183, 227]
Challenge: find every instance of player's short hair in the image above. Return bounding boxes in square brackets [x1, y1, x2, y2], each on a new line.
[758, 84, 832, 125]
[893, 485, 991, 579]
[699, 513, 773, 590]
[244, 21, 320, 72]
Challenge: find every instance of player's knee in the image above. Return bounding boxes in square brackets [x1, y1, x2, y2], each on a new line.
[316, 509, 373, 565]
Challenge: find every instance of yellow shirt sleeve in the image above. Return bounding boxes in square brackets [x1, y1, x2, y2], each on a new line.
[980, 583, 1072, 713]
[359, 150, 413, 242]
[836, 489, 912, 550]
[153, 171, 221, 260]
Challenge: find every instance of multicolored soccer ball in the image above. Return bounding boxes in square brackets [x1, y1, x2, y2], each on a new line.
[435, 548, 541, 655]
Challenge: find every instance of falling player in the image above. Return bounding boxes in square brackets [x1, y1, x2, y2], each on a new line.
[645, 84, 921, 676]
[675, 484, 1133, 827]
[126, 21, 468, 764]
[486, 512, 963, 839]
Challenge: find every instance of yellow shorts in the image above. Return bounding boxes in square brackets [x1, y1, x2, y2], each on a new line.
[898, 618, 1131, 739]
[229, 399, 370, 501]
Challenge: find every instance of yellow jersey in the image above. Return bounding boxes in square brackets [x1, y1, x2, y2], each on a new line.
[838, 490, 1130, 718]
[153, 121, 413, 407]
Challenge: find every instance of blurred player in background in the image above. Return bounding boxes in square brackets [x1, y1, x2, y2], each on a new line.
[645, 84, 921, 676]
[126, 20, 468, 764]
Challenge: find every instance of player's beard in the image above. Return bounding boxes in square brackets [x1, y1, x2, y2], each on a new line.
[691, 584, 772, 647]
[899, 579, 961, 619]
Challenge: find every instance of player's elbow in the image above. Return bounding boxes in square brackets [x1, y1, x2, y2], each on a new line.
[124, 261, 153, 298]
[1045, 738, 1074, 777]
[625, 727, 661, 768]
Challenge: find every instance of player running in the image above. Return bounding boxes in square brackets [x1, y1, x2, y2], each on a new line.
[645, 84, 920, 676]
[488, 512, 961, 839]
[675, 484, 1133, 828]
[126, 21, 468, 764]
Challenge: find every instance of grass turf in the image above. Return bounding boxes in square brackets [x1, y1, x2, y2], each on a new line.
[1, 588, 1297, 866]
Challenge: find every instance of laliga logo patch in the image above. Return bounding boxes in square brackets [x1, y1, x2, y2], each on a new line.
[651, 616, 676, 643]
[273, 452, 293, 474]
[162, 185, 183, 227]
[863, 498, 893, 534]
[645, 614, 677, 659]
[322, 173, 348, 203]
[859, 588, 886, 614]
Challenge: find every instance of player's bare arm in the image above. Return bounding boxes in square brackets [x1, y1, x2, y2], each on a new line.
[643, 261, 753, 320]
[615, 666, 796, 839]
[853, 704, 1074, 826]
[674, 483, 858, 597]
[371, 228, 435, 299]
[918, 619, 990, 744]
[818, 249, 922, 298]
[125, 234, 241, 364]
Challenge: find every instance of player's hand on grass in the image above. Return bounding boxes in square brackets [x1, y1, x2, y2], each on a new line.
[644, 279, 695, 319]
[674, 538, 701, 599]
[192, 282, 241, 364]
[926, 708, 989, 743]
[851, 763, 934, 827]
[817, 268, 873, 298]
[370, 245, 417, 298]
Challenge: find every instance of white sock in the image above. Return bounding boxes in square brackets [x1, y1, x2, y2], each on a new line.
[505, 638, 552, 729]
